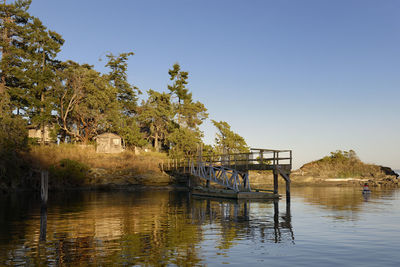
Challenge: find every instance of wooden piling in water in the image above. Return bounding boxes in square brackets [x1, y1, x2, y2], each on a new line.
[41, 170, 48, 204]
[273, 170, 279, 195]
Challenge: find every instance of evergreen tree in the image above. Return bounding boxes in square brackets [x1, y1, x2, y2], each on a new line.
[0, 0, 32, 110]
[24, 17, 64, 143]
[212, 120, 249, 154]
[138, 89, 173, 151]
[167, 127, 202, 158]
[105, 52, 140, 115]
[168, 63, 208, 129]
[105, 52, 144, 147]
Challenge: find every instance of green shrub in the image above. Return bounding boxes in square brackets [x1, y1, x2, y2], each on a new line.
[49, 159, 89, 187]
[0, 113, 28, 186]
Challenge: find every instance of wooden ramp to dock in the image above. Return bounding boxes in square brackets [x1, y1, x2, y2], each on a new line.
[163, 148, 292, 200]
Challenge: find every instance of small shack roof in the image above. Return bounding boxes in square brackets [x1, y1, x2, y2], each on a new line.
[95, 132, 121, 139]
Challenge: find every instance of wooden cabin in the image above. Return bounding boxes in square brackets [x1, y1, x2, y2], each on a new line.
[95, 133, 123, 153]
[27, 125, 53, 144]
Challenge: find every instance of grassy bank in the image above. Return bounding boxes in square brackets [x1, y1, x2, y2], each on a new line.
[18, 144, 172, 190]
[25, 144, 167, 173]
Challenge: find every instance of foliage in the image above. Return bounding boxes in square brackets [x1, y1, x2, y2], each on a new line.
[302, 150, 383, 178]
[0, 110, 28, 184]
[138, 89, 173, 151]
[319, 150, 358, 163]
[0, 2, 251, 188]
[168, 63, 208, 129]
[54, 61, 119, 143]
[167, 127, 202, 158]
[49, 159, 89, 186]
[212, 120, 249, 154]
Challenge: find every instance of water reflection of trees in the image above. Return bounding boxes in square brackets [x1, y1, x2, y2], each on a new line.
[0, 191, 294, 265]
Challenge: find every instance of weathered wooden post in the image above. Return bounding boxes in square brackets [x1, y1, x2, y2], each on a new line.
[40, 170, 48, 242]
[273, 169, 279, 195]
[286, 174, 291, 200]
[276, 151, 279, 166]
[41, 170, 48, 204]
[40, 204, 47, 242]
[273, 199, 279, 243]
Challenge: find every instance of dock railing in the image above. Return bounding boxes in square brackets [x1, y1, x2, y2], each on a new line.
[162, 148, 292, 173]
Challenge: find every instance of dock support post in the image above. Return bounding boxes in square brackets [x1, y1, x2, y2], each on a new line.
[40, 170, 48, 242]
[40, 203, 47, 242]
[285, 175, 291, 200]
[273, 170, 278, 195]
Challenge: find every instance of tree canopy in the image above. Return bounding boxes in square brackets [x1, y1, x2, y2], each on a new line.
[0, 1, 250, 159]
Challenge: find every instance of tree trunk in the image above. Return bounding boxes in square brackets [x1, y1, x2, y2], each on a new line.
[40, 92, 45, 145]
[40, 50, 46, 145]
[154, 132, 159, 152]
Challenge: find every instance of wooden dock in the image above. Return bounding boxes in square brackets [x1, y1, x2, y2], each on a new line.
[163, 148, 292, 200]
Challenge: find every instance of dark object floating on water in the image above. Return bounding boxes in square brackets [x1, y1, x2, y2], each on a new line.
[362, 183, 371, 194]
[362, 189, 371, 194]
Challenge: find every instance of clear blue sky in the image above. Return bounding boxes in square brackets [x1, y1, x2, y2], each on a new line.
[28, 0, 400, 169]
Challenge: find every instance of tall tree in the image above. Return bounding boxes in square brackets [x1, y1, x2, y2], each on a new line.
[54, 61, 118, 143]
[166, 63, 208, 156]
[105, 52, 144, 147]
[212, 120, 249, 154]
[168, 63, 208, 128]
[24, 16, 64, 143]
[105, 52, 140, 115]
[138, 89, 173, 151]
[0, 0, 31, 110]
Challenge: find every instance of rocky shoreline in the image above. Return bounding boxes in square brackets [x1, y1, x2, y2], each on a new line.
[1, 158, 398, 193]
[249, 168, 399, 189]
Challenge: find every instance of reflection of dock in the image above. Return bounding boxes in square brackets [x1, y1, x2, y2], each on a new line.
[191, 186, 278, 199]
[190, 195, 294, 244]
[164, 148, 292, 200]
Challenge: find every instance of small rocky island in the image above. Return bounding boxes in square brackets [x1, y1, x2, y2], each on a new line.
[290, 150, 399, 187]
[250, 150, 398, 188]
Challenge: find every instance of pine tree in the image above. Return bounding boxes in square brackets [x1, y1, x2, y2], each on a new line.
[0, 0, 32, 110]
[212, 120, 249, 154]
[105, 52, 140, 115]
[105, 52, 144, 147]
[167, 63, 208, 129]
[138, 89, 173, 151]
[23, 16, 64, 144]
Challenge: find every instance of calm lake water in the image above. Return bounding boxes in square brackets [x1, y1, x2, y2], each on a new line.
[1, 186, 400, 266]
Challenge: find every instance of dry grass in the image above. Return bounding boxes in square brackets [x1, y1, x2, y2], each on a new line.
[24, 144, 168, 174]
